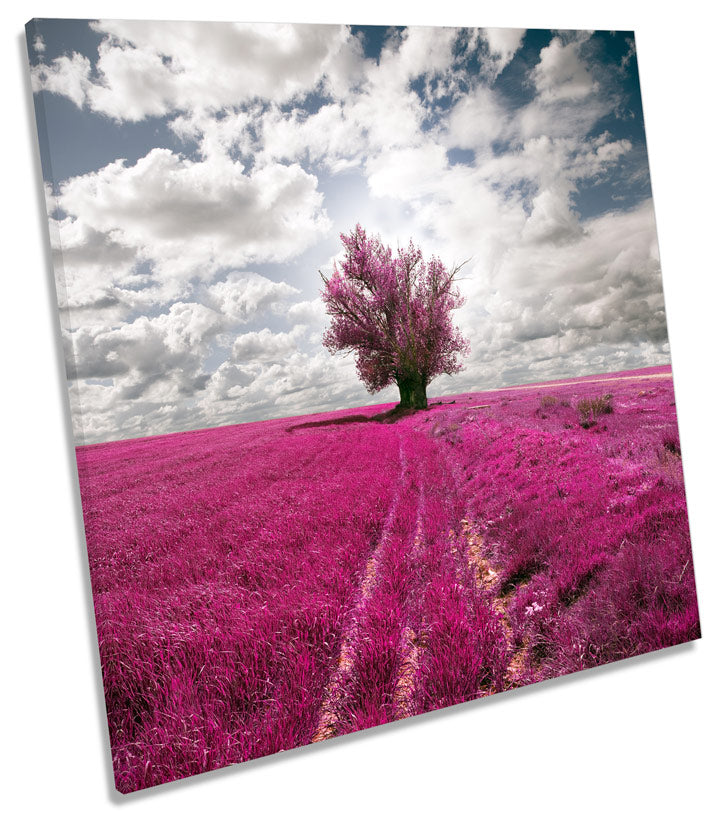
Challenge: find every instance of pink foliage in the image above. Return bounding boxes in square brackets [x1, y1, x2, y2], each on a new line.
[76, 364, 699, 792]
[321, 224, 469, 401]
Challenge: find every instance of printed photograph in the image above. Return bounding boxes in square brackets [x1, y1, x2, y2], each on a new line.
[27, 19, 701, 793]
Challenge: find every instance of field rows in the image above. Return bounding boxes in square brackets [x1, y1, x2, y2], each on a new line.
[76, 366, 699, 792]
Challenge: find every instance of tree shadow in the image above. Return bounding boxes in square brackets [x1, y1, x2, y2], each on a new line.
[286, 402, 452, 432]
[288, 414, 376, 431]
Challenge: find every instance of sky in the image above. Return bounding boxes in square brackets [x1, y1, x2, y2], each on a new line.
[27, 19, 668, 445]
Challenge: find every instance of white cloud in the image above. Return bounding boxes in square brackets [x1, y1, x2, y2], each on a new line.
[34, 23, 668, 443]
[65, 300, 229, 442]
[251, 26, 492, 179]
[202, 348, 391, 419]
[194, 342, 395, 433]
[445, 84, 508, 154]
[482, 27, 526, 78]
[621, 38, 637, 70]
[287, 298, 326, 325]
[33, 21, 357, 121]
[521, 183, 584, 246]
[231, 326, 307, 363]
[67, 302, 222, 381]
[533, 34, 597, 102]
[168, 109, 256, 163]
[207, 273, 299, 323]
[56, 148, 329, 299]
[296, 27, 459, 162]
[385, 25, 459, 87]
[31, 52, 92, 108]
[49, 214, 141, 318]
[259, 103, 366, 171]
[467, 200, 664, 361]
[366, 143, 448, 199]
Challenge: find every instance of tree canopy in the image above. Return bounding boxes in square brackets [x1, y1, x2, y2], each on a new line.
[321, 224, 469, 409]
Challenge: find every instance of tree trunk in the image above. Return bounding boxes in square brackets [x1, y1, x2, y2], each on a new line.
[397, 373, 428, 409]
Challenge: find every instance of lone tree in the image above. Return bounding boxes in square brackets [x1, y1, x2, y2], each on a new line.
[321, 224, 469, 410]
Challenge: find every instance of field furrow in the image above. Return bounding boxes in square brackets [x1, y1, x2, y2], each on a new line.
[312, 431, 410, 740]
[316, 431, 428, 734]
[391, 481, 429, 721]
[75, 365, 699, 792]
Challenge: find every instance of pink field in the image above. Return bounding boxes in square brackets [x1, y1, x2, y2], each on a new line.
[76, 364, 700, 792]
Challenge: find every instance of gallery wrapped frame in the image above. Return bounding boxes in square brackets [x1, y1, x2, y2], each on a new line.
[26, 16, 701, 795]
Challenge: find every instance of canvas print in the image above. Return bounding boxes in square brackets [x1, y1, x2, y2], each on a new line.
[27, 19, 701, 793]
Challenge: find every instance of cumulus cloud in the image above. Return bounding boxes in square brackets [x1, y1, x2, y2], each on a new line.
[482, 27, 526, 78]
[258, 103, 366, 172]
[532, 33, 597, 102]
[65, 300, 231, 442]
[366, 143, 449, 199]
[54, 149, 329, 307]
[67, 302, 222, 381]
[32, 22, 667, 443]
[446, 199, 665, 391]
[31, 52, 92, 108]
[49, 214, 141, 319]
[363, 128, 632, 265]
[33, 21, 357, 120]
[521, 183, 584, 246]
[231, 326, 307, 363]
[201, 348, 392, 421]
[381, 25, 459, 90]
[445, 84, 508, 155]
[169, 109, 257, 164]
[287, 298, 326, 325]
[60, 149, 328, 267]
[207, 274, 299, 323]
[256, 25, 464, 170]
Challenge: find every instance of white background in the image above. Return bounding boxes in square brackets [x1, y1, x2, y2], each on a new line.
[3, 1, 717, 816]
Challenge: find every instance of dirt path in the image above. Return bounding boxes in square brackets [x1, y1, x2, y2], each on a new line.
[391, 484, 427, 721]
[313, 426, 464, 736]
[316, 400, 598, 738]
[453, 519, 529, 689]
[312, 431, 411, 742]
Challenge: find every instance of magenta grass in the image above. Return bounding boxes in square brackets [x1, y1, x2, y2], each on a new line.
[76, 364, 700, 792]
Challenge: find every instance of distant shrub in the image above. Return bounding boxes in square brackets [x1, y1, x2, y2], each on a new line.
[577, 394, 613, 428]
[658, 431, 682, 466]
[540, 395, 558, 408]
[662, 432, 681, 457]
